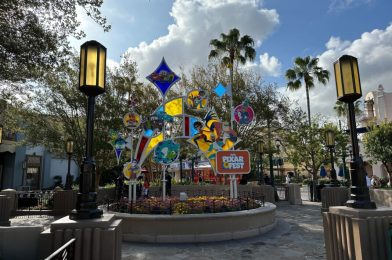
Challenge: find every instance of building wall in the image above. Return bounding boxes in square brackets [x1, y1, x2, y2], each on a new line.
[363, 84, 391, 178]
[2, 152, 15, 188]
[0, 144, 79, 191]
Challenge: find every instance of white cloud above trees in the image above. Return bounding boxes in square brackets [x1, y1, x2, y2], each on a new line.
[283, 23, 392, 119]
[123, 0, 280, 80]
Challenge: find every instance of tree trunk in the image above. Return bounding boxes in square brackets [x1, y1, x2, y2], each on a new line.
[305, 86, 311, 126]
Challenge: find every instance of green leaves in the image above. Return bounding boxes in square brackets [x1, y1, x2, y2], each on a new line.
[0, 0, 110, 82]
[208, 28, 256, 69]
[364, 121, 392, 173]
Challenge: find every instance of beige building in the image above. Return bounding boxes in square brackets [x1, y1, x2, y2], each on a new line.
[361, 84, 392, 178]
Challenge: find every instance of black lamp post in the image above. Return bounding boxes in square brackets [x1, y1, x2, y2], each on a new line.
[275, 139, 282, 178]
[333, 55, 376, 209]
[0, 124, 3, 144]
[70, 40, 107, 219]
[267, 118, 275, 187]
[257, 140, 264, 185]
[65, 139, 74, 190]
[191, 155, 198, 184]
[347, 144, 353, 161]
[325, 130, 337, 185]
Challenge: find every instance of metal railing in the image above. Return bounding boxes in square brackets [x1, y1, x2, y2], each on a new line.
[109, 194, 265, 215]
[16, 191, 54, 212]
[45, 238, 75, 260]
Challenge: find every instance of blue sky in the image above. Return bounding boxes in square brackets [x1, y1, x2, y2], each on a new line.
[72, 0, 392, 119]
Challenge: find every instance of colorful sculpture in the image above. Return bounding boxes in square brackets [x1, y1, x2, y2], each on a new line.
[234, 99, 254, 125]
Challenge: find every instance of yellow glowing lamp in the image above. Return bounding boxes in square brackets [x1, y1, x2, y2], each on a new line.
[334, 55, 362, 103]
[325, 130, 335, 148]
[79, 40, 107, 96]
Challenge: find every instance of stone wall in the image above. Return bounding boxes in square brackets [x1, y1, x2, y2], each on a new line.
[117, 202, 276, 243]
[369, 189, 392, 207]
[0, 226, 44, 260]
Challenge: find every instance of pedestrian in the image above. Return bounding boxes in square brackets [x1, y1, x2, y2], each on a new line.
[115, 174, 124, 201]
[143, 177, 150, 198]
[136, 175, 143, 198]
[285, 173, 291, 184]
[165, 171, 172, 196]
[370, 175, 378, 188]
[366, 174, 372, 187]
[264, 174, 270, 185]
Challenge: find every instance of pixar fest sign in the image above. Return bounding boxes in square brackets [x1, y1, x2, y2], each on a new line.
[216, 150, 251, 174]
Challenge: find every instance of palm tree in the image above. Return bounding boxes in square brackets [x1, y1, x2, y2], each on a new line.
[334, 100, 362, 130]
[285, 56, 330, 126]
[208, 28, 256, 85]
[286, 57, 329, 201]
[208, 28, 255, 128]
[334, 100, 362, 118]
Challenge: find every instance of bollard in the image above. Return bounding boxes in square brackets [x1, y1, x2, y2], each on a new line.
[0, 195, 11, 226]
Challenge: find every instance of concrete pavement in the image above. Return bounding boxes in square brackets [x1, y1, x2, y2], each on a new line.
[10, 191, 326, 260]
[121, 201, 326, 260]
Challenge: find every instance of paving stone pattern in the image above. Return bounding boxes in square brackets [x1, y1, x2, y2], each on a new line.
[10, 188, 326, 260]
[121, 201, 326, 260]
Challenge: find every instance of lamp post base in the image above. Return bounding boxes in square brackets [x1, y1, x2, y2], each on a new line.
[69, 192, 103, 220]
[346, 185, 376, 209]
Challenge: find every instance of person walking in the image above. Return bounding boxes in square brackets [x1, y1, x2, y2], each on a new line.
[165, 172, 172, 196]
[143, 177, 150, 198]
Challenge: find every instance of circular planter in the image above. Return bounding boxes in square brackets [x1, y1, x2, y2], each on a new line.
[114, 202, 276, 243]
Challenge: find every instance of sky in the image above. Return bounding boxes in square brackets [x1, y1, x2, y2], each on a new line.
[70, 0, 392, 121]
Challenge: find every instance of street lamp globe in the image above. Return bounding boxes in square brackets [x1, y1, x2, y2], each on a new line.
[66, 139, 74, 154]
[334, 55, 362, 103]
[79, 40, 107, 96]
[325, 130, 335, 148]
[257, 140, 264, 154]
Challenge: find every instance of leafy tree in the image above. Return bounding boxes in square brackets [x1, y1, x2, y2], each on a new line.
[285, 56, 330, 197]
[285, 56, 330, 126]
[14, 54, 160, 185]
[280, 109, 348, 185]
[0, 0, 110, 82]
[363, 121, 392, 184]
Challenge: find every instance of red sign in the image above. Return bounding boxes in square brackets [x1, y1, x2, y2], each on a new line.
[216, 150, 250, 174]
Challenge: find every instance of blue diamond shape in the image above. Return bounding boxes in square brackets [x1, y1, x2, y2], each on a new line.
[214, 83, 227, 98]
[146, 57, 180, 97]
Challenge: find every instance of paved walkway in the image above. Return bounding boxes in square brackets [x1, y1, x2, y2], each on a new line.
[10, 191, 326, 260]
[122, 201, 326, 260]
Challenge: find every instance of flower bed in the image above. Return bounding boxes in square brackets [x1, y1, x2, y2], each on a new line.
[111, 196, 261, 215]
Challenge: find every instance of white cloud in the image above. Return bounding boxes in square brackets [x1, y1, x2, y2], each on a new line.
[123, 0, 280, 81]
[328, 0, 373, 13]
[107, 59, 120, 71]
[283, 23, 392, 120]
[245, 53, 281, 77]
[258, 53, 281, 77]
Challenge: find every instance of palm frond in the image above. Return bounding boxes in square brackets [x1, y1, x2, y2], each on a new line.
[287, 80, 302, 91]
[285, 69, 297, 80]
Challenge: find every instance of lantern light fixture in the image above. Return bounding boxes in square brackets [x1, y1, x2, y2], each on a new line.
[79, 40, 107, 96]
[325, 130, 335, 148]
[334, 55, 362, 103]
